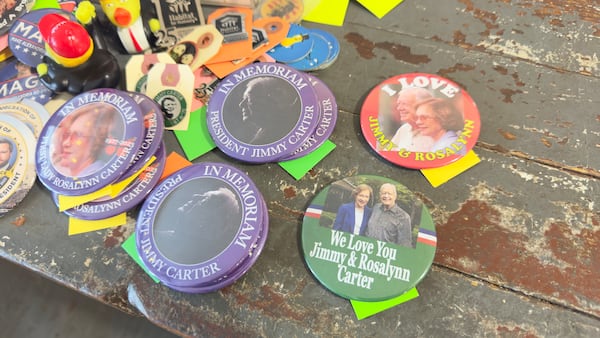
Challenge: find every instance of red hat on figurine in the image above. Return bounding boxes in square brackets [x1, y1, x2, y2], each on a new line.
[38, 13, 91, 59]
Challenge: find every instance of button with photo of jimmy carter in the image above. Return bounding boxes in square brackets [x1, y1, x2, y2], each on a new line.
[302, 175, 437, 301]
[0, 114, 37, 218]
[162, 195, 269, 293]
[360, 73, 481, 169]
[207, 62, 320, 163]
[136, 162, 266, 289]
[35, 88, 145, 196]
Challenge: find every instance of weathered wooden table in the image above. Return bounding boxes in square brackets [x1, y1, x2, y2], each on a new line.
[1, 1, 598, 336]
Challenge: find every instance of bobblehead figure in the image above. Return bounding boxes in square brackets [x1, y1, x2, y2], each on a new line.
[97, 0, 163, 54]
[36, 13, 121, 94]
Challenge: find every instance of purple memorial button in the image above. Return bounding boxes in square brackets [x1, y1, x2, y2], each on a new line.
[62, 142, 166, 220]
[35, 88, 145, 196]
[136, 162, 265, 288]
[163, 194, 269, 293]
[207, 62, 319, 163]
[120, 92, 165, 179]
[282, 74, 337, 160]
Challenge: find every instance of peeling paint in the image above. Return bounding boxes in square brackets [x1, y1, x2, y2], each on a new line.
[479, 36, 598, 75]
[498, 128, 518, 140]
[503, 163, 539, 183]
[435, 178, 600, 316]
[344, 32, 431, 64]
[479, 36, 540, 60]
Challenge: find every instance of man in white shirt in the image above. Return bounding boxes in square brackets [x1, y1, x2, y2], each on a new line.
[390, 87, 434, 152]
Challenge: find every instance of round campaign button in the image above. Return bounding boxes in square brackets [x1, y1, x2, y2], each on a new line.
[283, 74, 337, 160]
[258, 0, 304, 23]
[207, 62, 319, 163]
[164, 195, 269, 293]
[267, 24, 313, 63]
[0, 114, 37, 217]
[61, 142, 166, 220]
[286, 30, 332, 71]
[310, 28, 340, 70]
[301, 175, 437, 301]
[0, 57, 54, 104]
[0, 0, 29, 36]
[360, 73, 481, 169]
[136, 162, 265, 288]
[8, 8, 73, 67]
[120, 92, 165, 179]
[35, 88, 145, 196]
[0, 98, 50, 137]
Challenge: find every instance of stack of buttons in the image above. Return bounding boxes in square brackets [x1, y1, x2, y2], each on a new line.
[0, 101, 43, 216]
[206, 62, 337, 163]
[135, 162, 268, 293]
[267, 24, 340, 71]
[35, 89, 166, 220]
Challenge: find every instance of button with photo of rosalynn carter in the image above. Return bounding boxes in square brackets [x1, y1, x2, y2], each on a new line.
[58, 142, 166, 221]
[207, 62, 320, 163]
[0, 114, 37, 218]
[35, 88, 145, 196]
[301, 175, 437, 302]
[360, 73, 481, 169]
[135, 162, 267, 290]
[120, 92, 165, 180]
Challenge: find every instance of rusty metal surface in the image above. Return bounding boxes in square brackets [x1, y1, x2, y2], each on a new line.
[0, 0, 598, 336]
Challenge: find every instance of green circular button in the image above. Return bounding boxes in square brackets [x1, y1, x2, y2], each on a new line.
[302, 175, 437, 301]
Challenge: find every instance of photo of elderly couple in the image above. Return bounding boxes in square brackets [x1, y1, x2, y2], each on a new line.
[378, 85, 466, 155]
[319, 177, 423, 248]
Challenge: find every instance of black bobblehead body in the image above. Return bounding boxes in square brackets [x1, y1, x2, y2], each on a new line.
[37, 49, 121, 94]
